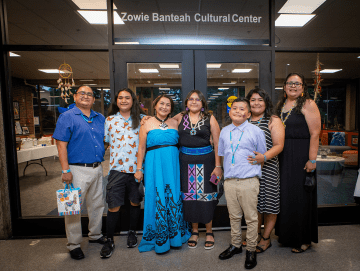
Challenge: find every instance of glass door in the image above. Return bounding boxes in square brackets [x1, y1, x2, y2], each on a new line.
[195, 50, 272, 128]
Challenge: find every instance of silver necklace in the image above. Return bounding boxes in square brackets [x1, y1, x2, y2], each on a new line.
[155, 115, 169, 130]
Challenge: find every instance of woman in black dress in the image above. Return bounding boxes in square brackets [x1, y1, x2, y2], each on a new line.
[174, 90, 222, 250]
[275, 73, 321, 253]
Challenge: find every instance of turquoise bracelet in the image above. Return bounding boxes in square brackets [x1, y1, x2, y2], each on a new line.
[62, 169, 71, 174]
[309, 160, 316, 164]
[264, 155, 267, 162]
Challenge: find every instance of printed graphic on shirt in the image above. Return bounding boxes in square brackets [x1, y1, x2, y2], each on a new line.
[105, 112, 142, 173]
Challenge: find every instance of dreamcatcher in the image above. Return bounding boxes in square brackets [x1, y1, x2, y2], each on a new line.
[57, 61, 75, 104]
[313, 53, 323, 103]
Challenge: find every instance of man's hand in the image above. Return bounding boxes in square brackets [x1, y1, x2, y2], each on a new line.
[62, 172, 73, 184]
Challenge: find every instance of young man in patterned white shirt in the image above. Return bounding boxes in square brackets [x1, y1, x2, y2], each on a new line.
[101, 88, 146, 258]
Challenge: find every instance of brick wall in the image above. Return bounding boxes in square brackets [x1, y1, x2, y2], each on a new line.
[12, 77, 35, 135]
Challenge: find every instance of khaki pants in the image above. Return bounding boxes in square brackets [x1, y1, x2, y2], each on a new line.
[65, 165, 105, 251]
[224, 177, 259, 252]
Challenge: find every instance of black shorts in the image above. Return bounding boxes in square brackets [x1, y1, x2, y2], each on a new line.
[106, 170, 142, 208]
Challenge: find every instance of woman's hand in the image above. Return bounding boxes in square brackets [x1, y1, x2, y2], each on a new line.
[247, 151, 265, 165]
[134, 171, 143, 182]
[211, 167, 223, 180]
[304, 160, 316, 173]
[140, 116, 151, 126]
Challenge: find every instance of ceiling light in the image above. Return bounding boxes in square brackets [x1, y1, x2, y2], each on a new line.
[278, 0, 326, 14]
[207, 64, 222, 68]
[218, 88, 229, 90]
[287, 64, 290, 65]
[139, 69, 159, 73]
[159, 64, 180, 69]
[275, 14, 315, 27]
[212, 93, 223, 95]
[72, 0, 117, 10]
[38, 69, 66, 74]
[357, 56, 360, 58]
[79, 79, 94, 81]
[275, 87, 283, 90]
[319, 69, 342, 73]
[159, 88, 170, 90]
[77, 11, 124, 24]
[154, 83, 167, 85]
[9, 52, 20, 57]
[83, 84, 97, 86]
[231, 69, 252, 73]
[223, 81, 236, 85]
[115, 42, 139, 45]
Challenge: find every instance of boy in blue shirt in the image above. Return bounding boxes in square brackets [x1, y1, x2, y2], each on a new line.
[218, 97, 266, 269]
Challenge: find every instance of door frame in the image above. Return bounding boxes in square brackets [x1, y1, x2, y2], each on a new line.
[113, 49, 273, 103]
[113, 48, 273, 229]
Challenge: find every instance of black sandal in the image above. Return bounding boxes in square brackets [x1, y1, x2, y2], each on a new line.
[256, 236, 272, 253]
[188, 232, 199, 249]
[292, 244, 310, 253]
[204, 232, 215, 250]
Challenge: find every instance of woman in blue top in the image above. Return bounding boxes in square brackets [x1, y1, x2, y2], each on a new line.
[135, 94, 191, 253]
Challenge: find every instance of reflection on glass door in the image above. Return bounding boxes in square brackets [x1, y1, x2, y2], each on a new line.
[206, 63, 259, 128]
[127, 63, 183, 116]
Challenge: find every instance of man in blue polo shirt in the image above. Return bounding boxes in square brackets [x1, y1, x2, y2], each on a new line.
[53, 86, 106, 260]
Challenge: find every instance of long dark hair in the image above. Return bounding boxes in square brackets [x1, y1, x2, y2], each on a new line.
[276, 72, 310, 116]
[246, 88, 274, 119]
[181, 90, 210, 119]
[108, 88, 146, 129]
[153, 94, 174, 118]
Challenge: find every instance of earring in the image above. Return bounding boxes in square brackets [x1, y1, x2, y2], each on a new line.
[284, 92, 286, 98]
[301, 92, 304, 97]
[201, 108, 204, 112]
[186, 107, 189, 111]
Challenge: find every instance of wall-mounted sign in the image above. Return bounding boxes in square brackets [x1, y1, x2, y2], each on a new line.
[120, 12, 263, 24]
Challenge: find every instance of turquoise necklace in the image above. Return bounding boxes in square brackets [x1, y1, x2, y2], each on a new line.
[81, 113, 93, 123]
[249, 115, 263, 126]
[230, 130, 244, 166]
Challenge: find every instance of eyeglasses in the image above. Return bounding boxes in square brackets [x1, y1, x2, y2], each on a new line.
[285, 81, 303, 88]
[76, 91, 94, 97]
[188, 98, 201, 102]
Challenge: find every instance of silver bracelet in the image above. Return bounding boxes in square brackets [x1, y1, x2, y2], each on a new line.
[215, 166, 222, 168]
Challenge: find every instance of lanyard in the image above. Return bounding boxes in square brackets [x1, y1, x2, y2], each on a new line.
[230, 130, 244, 166]
[81, 113, 93, 123]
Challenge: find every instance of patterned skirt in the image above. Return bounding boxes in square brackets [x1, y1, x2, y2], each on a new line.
[180, 150, 218, 224]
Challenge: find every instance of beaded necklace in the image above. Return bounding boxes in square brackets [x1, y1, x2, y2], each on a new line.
[189, 114, 201, 136]
[280, 100, 296, 128]
[155, 115, 169, 130]
[81, 113, 93, 123]
[230, 130, 244, 166]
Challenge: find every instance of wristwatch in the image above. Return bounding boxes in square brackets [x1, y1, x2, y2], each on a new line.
[136, 168, 143, 173]
[62, 169, 71, 173]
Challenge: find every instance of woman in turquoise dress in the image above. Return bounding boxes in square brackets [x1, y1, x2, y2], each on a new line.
[135, 94, 191, 253]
